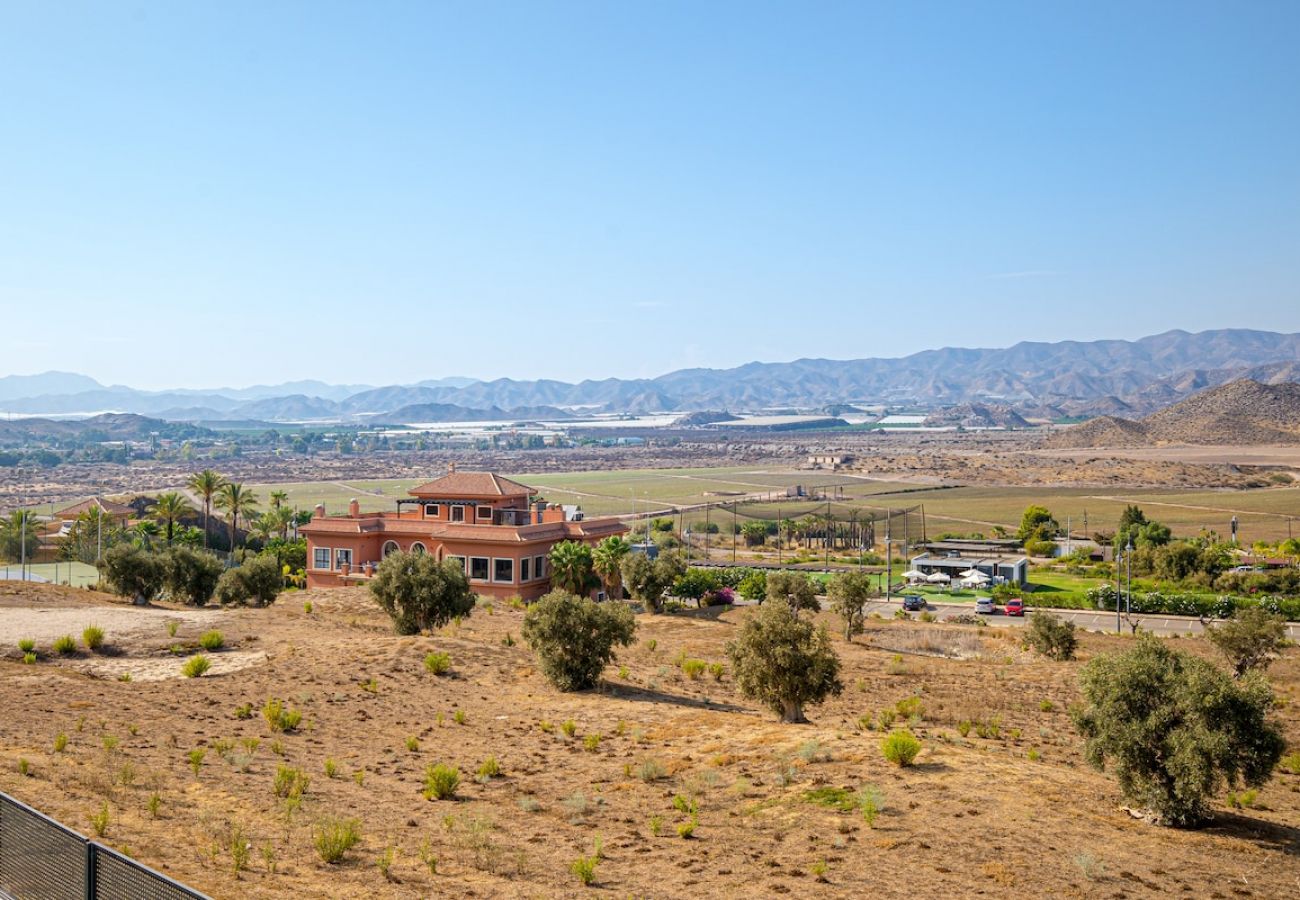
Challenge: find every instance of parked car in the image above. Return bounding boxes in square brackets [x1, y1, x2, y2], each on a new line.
[1005, 597, 1025, 616]
[902, 594, 926, 611]
[975, 597, 996, 615]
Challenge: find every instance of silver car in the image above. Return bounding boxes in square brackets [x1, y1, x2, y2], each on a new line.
[975, 597, 995, 615]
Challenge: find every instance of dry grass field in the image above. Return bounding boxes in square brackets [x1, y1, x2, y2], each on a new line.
[1, 582, 1298, 898]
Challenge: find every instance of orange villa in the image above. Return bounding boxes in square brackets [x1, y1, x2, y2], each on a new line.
[300, 466, 627, 600]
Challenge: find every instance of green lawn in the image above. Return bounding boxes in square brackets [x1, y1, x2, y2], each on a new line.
[0, 562, 99, 588]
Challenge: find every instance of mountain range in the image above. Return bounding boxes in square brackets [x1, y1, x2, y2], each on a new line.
[3, 329, 1299, 425]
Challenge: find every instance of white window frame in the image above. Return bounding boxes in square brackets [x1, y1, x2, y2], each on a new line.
[410, 542, 427, 555]
[334, 548, 352, 569]
[313, 547, 331, 570]
[451, 506, 465, 522]
[520, 557, 531, 582]
[469, 556, 489, 581]
[535, 555, 546, 579]
[425, 504, 439, 518]
[493, 557, 514, 583]
[477, 505, 493, 520]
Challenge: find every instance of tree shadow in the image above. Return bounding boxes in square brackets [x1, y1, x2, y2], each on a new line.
[600, 682, 748, 713]
[1204, 810, 1300, 856]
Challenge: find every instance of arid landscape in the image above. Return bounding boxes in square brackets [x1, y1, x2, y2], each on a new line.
[0, 581, 1296, 899]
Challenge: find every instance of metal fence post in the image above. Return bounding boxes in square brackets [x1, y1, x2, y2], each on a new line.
[85, 842, 95, 900]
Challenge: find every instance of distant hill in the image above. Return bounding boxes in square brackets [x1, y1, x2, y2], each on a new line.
[5, 329, 1300, 420]
[1044, 379, 1300, 447]
[923, 403, 1030, 429]
[370, 403, 573, 424]
[0, 413, 211, 444]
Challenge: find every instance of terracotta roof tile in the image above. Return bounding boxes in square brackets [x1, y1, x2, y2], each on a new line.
[408, 471, 534, 499]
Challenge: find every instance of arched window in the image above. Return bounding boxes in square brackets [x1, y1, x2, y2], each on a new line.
[410, 542, 427, 555]
[382, 541, 399, 558]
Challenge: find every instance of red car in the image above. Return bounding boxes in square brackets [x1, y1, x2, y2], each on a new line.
[1005, 597, 1025, 616]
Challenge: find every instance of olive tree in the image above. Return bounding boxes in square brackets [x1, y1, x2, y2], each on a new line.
[726, 598, 842, 723]
[827, 571, 874, 640]
[215, 554, 284, 607]
[369, 551, 475, 635]
[522, 590, 637, 691]
[1025, 611, 1077, 660]
[1205, 606, 1287, 678]
[621, 550, 686, 614]
[765, 570, 819, 615]
[163, 547, 224, 606]
[1072, 633, 1284, 826]
[98, 543, 167, 604]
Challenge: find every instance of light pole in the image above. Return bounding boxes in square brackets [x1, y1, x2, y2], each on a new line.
[1114, 543, 1122, 633]
[1125, 537, 1133, 621]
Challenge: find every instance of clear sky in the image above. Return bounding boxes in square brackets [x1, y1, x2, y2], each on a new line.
[2, 1, 1298, 390]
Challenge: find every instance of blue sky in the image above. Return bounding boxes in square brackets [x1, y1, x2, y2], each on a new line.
[2, 1, 1298, 389]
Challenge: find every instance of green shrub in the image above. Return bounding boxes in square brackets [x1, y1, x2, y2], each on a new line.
[423, 651, 450, 675]
[22, 653, 36, 665]
[405, 735, 419, 752]
[89, 802, 109, 837]
[98, 543, 166, 603]
[707, 662, 725, 680]
[162, 547, 223, 605]
[273, 764, 310, 799]
[476, 756, 501, 779]
[1205, 607, 1287, 677]
[423, 763, 460, 800]
[17, 638, 34, 654]
[636, 758, 666, 782]
[522, 590, 637, 691]
[199, 630, 225, 651]
[725, 599, 842, 723]
[583, 734, 601, 752]
[561, 719, 577, 738]
[53, 733, 68, 753]
[314, 817, 361, 864]
[323, 758, 338, 778]
[187, 748, 206, 776]
[215, 556, 283, 607]
[370, 552, 475, 635]
[262, 699, 302, 733]
[53, 635, 77, 655]
[881, 730, 922, 766]
[682, 659, 706, 680]
[857, 784, 884, 826]
[1026, 612, 1077, 661]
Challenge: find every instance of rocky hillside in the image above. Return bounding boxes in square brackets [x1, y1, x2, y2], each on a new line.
[1044, 380, 1300, 447]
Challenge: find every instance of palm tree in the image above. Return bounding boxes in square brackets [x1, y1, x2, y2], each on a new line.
[270, 490, 289, 510]
[548, 540, 596, 596]
[150, 491, 194, 545]
[592, 535, 632, 599]
[132, 520, 161, 548]
[214, 482, 258, 552]
[261, 505, 296, 541]
[186, 469, 227, 549]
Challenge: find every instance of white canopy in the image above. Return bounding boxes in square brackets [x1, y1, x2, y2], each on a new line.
[901, 569, 926, 580]
[925, 571, 951, 583]
[960, 569, 990, 582]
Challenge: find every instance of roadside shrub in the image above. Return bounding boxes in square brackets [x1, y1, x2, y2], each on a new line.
[53, 635, 77, 655]
[423, 651, 451, 675]
[765, 571, 819, 614]
[522, 590, 637, 692]
[736, 569, 768, 602]
[313, 817, 361, 864]
[199, 630, 225, 652]
[215, 556, 283, 607]
[370, 551, 474, 635]
[181, 655, 211, 678]
[423, 763, 460, 800]
[162, 547, 223, 605]
[881, 730, 922, 766]
[1072, 633, 1284, 826]
[98, 543, 166, 603]
[726, 599, 842, 723]
[621, 550, 687, 614]
[1025, 612, 1077, 661]
[1205, 607, 1287, 678]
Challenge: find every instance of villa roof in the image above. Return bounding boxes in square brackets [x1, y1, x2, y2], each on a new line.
[408, 471, 534, 499]
[53, 497, 134, 519]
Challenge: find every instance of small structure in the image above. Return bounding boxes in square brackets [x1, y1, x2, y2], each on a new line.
[299, 466, 627, 600]
[807, 453, 854, 469]
[53, 497, 134, 526]
[910, 552, 1028, 587]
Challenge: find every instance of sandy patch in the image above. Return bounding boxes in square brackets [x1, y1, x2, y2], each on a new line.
[67, 650, 269, 682]
[0, 605, 225, 647]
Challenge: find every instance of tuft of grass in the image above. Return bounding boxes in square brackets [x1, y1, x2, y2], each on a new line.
[803, 786, 855, 811]
[561, 719, 577, 738]
[583, 734, 601, 752]
[376, 844, 397, 881]
[89, 802, 110, 837]
[645, 638, 657, 652]
[423, 651, 450, 675]
[570, 853, 598, 885]
[1028, 748, 1042, 762]
[117, 672, 132, 683]
[166, 621, 179, 638]
[1280, 751, 1300, 775]
[810, 859, 829, 882]
[881, 730, 922, 767]
[682, 659, 706, 680]
[273, 765, 310, 799]
[676, 819, 696, 839]
[418, 840, 438, 875]
[187, 748, 207, 776]
[649, 815, 663, 836]
[262, 699, 302, 733]
[228, 822, 251, 876]
[452, 709, 466, 726]
[1040, 699, 1055, 712]
[353, 769, 365, 786]
[18, 638, 35, 654]
[303, 601, 313, 614]
[22, 653, 36, 665]
[323, 758, 339, 778]
[102, 734, 119, 752]
[857, 784, 884, 827]
[181, 655, 211, 678]
[146, 792, 161, 818]
[199, 630, 225, 651]
[53, 732, 68, 753]
[17, 757, 30, 777]
[708, 662, 725, 680]
[82, 625, 105, 651]
[539, 719, 554, 733]
[637, 758, 666, 782]
[476, 756, 501, 780]
[313, 816, 361, 864]
[53, 635, 77, 655]
[405, 735, 419, 752]
[423, 763, 460, 800]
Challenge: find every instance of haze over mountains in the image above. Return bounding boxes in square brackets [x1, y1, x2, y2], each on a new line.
[3, 329, 1299, 425]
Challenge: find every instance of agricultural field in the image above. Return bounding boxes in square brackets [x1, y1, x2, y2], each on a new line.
[251, 467, 1300, 544]
[0, 582, 1297, 898]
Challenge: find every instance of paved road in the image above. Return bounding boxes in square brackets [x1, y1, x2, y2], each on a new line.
[862, 598, 1300, 639]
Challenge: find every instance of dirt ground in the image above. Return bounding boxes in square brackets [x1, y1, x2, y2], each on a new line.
[0, 583, 1297, 899]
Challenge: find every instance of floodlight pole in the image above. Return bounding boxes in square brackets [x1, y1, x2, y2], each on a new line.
[19, 508, 27, 581]
[1125, 538, 1133, 620]
[1114, 545, 1122, 633]
[825, 500, 831, 570]
[885, 520, 893, 601]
